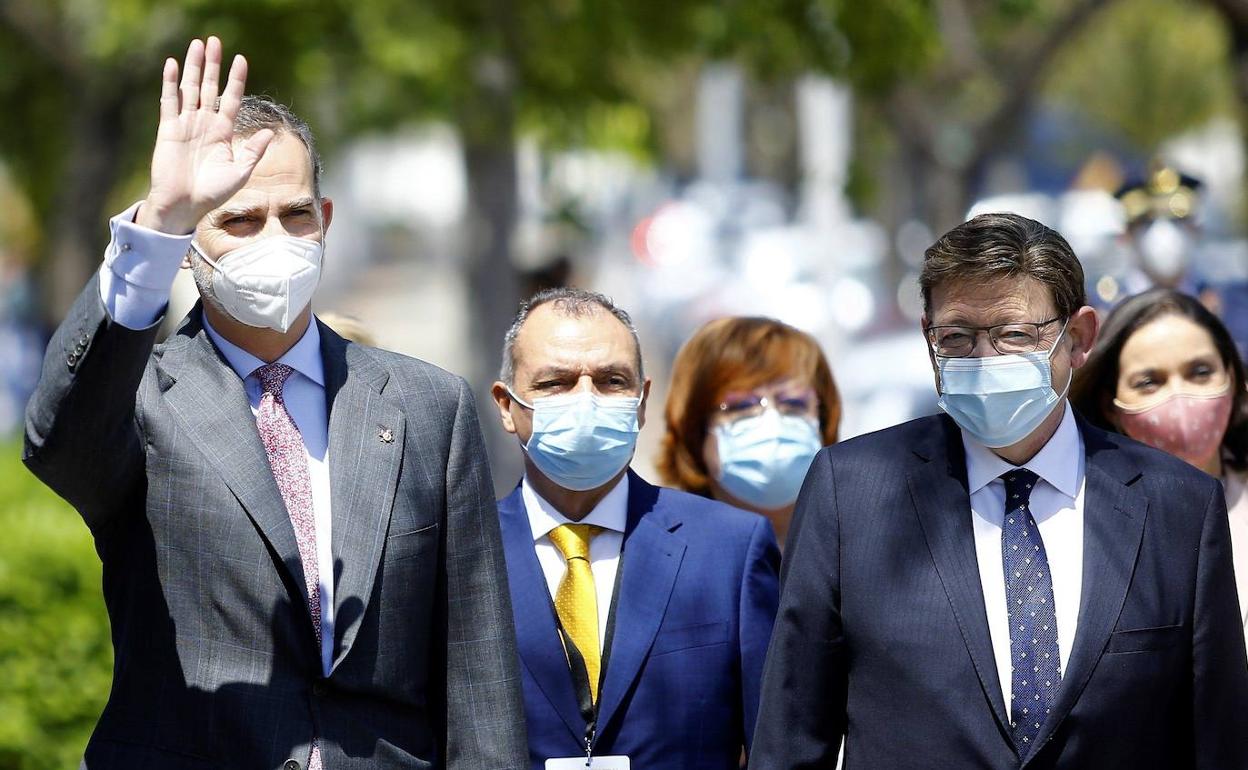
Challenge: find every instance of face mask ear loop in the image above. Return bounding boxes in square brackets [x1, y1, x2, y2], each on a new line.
[310, 231, 327, 292]
[189, 241, 222, 272]
[1048, 318, 1074, 401]
[1046, 318, 1071, 361]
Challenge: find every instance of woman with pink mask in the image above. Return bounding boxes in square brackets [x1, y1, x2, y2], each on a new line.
[1072, 288, 1248, 647]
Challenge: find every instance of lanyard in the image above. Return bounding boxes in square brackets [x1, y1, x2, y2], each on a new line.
[550, 553, 625, 763]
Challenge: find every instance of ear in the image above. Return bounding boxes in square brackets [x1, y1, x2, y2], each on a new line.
[491, 381, 518, 435]
[637, 377, 652, 430]
[181, 245, 195, 270]
[320, 196, 334, 232]
[1067, 305, 1100, 370]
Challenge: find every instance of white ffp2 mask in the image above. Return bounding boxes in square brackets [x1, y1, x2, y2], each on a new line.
[191, 235, 323, 333]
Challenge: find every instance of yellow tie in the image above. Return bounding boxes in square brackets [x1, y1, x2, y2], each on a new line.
[548, 523, 603, 703]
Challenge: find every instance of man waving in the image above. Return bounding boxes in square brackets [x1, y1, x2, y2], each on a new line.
[24, 38, 526, 769]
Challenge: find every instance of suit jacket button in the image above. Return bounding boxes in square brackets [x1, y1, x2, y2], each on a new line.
[283, 761, 300, 770]
[312, 680, 328, 697]
[67, 353, 78, 367]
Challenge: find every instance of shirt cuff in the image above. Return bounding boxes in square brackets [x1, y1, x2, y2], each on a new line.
[98, 201, 194, 329]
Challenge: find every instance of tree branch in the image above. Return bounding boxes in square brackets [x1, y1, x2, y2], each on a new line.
[937, 0, 987, 76]
[969, 0, 1120, 169]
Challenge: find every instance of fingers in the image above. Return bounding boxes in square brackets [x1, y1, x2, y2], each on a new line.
[200, 36, 223, 115]
[179, 38, 205, 111]
[159, 57, 180, 120]
[217, 54, 249, 121]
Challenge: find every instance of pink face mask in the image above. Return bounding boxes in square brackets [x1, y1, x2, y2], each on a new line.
[1114, 389, 1233, 469]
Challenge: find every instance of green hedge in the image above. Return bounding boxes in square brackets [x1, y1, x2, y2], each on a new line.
[0, 441, 111, 770]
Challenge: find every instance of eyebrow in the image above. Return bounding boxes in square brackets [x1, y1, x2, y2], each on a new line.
[211, 205, 263, 223]
[282, 197, 317, 213]
[528, 365, 636, 381]
[212, 198, 317, 223]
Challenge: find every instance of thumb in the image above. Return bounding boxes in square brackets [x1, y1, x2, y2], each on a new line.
[235, 128, 275, 175]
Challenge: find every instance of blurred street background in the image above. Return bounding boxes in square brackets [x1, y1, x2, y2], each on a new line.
[3, 0, 1248, 765]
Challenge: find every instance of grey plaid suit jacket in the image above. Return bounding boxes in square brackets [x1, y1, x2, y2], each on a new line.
[24, 274, 528, 770]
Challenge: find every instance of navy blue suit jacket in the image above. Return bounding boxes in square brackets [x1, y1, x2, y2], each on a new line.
[498, 470, 780, 769]
[752, 413, 1248, 769]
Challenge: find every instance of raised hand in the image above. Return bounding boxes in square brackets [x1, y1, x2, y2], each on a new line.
[136, 37, 274, 235]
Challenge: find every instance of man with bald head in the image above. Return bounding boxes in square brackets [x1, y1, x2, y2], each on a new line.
[24, 37, 526, 768]
[490, 288, 780, 769]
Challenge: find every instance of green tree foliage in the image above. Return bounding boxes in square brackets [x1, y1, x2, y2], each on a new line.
[1046, 0, 1236, 151]
[0, 0, 356, 316]
[0, 443, 111, 769]
[853, 0, 1123, 230]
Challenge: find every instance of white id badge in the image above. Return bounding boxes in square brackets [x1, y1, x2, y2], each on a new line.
[545, 756, 630, 770]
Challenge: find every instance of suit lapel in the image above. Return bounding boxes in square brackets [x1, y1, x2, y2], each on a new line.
[594, 472, 686, 735]
[1024, 424, 1147, 764]
[498, 487, 588, 743]
[320, 324, 406, 671]
[907, 417, 1013, 736]
[155, 312, 313, 627]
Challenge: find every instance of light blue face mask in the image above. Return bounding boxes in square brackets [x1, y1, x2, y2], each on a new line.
[714, 410, 822, 510]
[509, 388, 642, 492]
[935, 321, 1071, 448]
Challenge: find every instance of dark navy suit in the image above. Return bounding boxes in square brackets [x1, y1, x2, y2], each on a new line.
[752, 413, 1248, 769]
[498, 470, 780, 769]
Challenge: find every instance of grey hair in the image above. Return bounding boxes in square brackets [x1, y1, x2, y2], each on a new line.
[500, 287, 644, 385]
[234, 95, 323, 199]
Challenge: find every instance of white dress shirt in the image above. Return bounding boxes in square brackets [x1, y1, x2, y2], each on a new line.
[523, 473, 628, 651]
[98, 202, 336, 675]
[1223, 471, 1248, 652]
[963, 403, 1085, 709]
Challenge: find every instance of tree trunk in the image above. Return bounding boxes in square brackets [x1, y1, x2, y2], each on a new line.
[459, 54, 524, 496]
[43, 85, 130, 322]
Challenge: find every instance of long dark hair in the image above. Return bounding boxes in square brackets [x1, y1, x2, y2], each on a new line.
[1070, 289, 1248, 471]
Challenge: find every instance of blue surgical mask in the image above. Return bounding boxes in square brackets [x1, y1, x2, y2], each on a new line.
[714, 410, 822, 510]
[935, 322, 1071, 448]
[509, 388, 641, 491]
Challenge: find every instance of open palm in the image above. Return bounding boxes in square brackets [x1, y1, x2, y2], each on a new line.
[139, 37, 273, 235]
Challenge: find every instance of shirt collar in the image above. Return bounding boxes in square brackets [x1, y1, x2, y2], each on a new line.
[203, 313, 325, 387]
[522, 472, 629, 543]
[963, 402, 1083, 499]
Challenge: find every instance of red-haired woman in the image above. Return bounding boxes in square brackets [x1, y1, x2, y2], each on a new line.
[657, 316, 841, 548]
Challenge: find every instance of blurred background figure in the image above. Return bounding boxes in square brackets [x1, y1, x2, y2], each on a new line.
[1114, 163, 1205, 297]
[316, 311, 377, 346]
[1071, 288, 1248, 645]
[0, 253, 41, 435]
[657, 316, 839, 548]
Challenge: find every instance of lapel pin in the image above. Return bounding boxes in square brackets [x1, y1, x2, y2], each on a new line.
[379, 427, 394, 443]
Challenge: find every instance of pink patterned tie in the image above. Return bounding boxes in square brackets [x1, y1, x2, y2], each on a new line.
[254, 363, 323, 770]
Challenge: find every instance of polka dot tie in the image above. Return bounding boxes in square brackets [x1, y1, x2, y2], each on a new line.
[254, 363, 322, 770]
[548, 523, 603, 704]
[1001, 469, 1061, 754]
